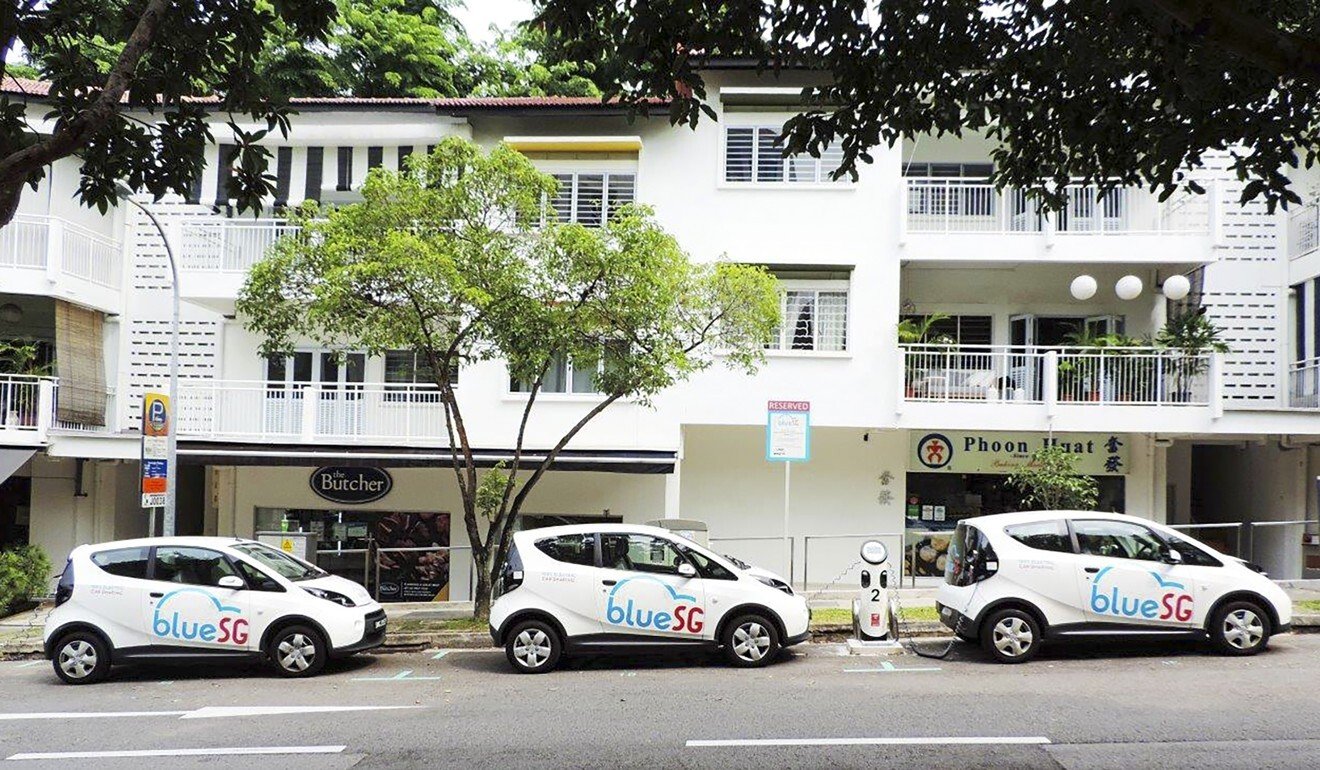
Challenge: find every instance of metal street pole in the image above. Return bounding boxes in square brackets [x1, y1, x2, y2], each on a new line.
[118, 188, 179, 536]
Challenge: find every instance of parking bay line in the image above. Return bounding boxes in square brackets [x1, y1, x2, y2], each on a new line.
[7, 746, 346, 761]
[352, 669, 443, 682]
[686, 737, 1052, 748]
[0, 705, 417, 722]
[843, 661, 942, 674]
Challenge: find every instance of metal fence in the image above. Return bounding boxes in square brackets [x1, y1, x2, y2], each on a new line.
[314, 544, 476, 603]
[1287, 357, 1320, 408]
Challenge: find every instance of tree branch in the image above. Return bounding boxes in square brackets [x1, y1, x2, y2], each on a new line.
[1133, 0, 1320, 78]
[0, 0, 172, 192]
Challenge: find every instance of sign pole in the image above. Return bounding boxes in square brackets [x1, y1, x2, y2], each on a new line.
[783, 460, 791, 583]
[766, 400, 810, 585]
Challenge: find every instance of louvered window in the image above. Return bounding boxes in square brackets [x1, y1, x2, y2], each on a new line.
[545, 172, 636, 226]
[724, 126, 846, 184]
[768, 285, 849, 352]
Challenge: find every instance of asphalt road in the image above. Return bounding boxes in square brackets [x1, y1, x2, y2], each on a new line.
[2, 634, 1318, 769]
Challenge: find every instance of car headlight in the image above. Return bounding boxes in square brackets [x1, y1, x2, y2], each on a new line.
[1244, 562, 1269, 576]
[754, 575, 794, 595]
[303, 586, 355, 607]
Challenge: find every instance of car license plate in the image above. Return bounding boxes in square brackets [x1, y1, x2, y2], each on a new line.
[374, 618, 387, 631]
[941, 606, 951, 617]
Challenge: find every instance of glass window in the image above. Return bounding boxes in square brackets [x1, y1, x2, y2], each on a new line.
[231, 543, 322, 581]
[723, 124, 847, 184]
[1004, 520, 1074, 553]
[534, 534, 596, 567]
[91, 547, 150, 579]
[600, 533, 686, 575]
[1159, 532, 1222, 567]
[152, 547, 240, 586]
[768, 286, 849, 352]
[1073, 520, 1165, 562]
[234, 560, 284, 591]
[676, 545, 737, 580]
[511, 353, 602, 395]
[384, 350, 457, 402]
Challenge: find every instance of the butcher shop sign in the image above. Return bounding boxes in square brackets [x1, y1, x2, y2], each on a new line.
[309, 466, 393, 504]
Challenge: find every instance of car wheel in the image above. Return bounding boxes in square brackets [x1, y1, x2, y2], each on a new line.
[1210, 601, 1271, 656]
[981, 608, 1042, 664]
[722, 614, 780, 668]
[505, 619, 562, 674]
[267, 625, 328, 677]
[52, 631, 111, 685]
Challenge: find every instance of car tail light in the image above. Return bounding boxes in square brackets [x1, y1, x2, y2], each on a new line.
[54, 559, 74, 606]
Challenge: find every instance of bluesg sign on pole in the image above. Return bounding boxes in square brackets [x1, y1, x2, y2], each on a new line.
[140, 392, 170, 508]
[765, 400, 811, 462]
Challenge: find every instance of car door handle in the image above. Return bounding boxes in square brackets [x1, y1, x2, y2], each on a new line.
[149, 592, 164, 598]
[602, 580, 617, 586]
[1083, 567, 1100, 574]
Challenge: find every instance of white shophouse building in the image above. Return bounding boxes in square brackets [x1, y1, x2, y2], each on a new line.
[2, 69, 1318, 601]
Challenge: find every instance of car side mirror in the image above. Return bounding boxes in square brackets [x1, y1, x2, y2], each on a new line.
[1164, 547, 1183, 565]
[217, 575, 245, 589]
[677, 562, 697, 578]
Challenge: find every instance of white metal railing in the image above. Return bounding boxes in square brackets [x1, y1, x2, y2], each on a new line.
[1288, 357, 1320, 408]
[0, 374, 55, 439]
[1, 214, 121, 288]
[1289, 202, 1320, 259]
[904, 178, 1210, 235]
[178, 218, 298, 272]
[177, 380, 451, 443]
[902, 344, 1214, 406]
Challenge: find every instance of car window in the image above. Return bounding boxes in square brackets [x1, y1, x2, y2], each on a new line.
[1072, 520, 1165, 562]
[600, 533, 686, 576]
[1004, 520, 1074, 553]
[534, 534, 596, 567]
[1159, 532, 1222, 567]
[675, 545, 737, 580]
[231, 542, 322, 581]
[233, 559, 284, 591]
[91, 547, 150, 579]
[152, 546, 240, 586]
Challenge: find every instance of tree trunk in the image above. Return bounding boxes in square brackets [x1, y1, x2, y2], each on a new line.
[472, 548, 491, 621]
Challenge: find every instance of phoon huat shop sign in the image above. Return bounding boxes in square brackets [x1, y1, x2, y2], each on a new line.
[911, 431, 1130, 476]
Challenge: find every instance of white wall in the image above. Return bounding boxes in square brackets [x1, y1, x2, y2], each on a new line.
[1192, 443, 1307, 577]
[26, 457, 140, 568]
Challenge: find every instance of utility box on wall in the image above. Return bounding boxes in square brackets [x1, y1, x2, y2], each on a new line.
[256, 530, 318, 563]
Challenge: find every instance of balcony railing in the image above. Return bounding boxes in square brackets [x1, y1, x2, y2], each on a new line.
[178, 219, 298, 273]
[0, 214, 122, 288]
[1288, 203, 1320, 259]
[902, 344, 1214, 406]
[177, 381, 451, 444]
[0, 375, 55, 442]
[1288, 357, 1320, 408]
[903, 178, 1209, 235]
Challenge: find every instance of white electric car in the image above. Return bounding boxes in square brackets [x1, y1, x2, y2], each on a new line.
[43, 537, 386, 684]
[489, 524, 811, 673]
[935, 511, 1293, 663]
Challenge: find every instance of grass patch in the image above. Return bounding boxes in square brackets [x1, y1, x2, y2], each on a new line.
[1297, 599, 1320, 613]
[390, 617, 486, 633]
[809, 604, 940, 628]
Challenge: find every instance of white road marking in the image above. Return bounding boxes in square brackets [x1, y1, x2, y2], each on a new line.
[0, 705, 418, 722]
[843, 661, 941, 673]
[0, 711, 188, 721]
[431, 650, 450, 660]
[7, 746, 346, 761]
[352, 669, 442, 681]
[686, 736, 1052, 748]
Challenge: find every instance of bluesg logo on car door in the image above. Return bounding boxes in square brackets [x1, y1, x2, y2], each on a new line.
[1089, 567, 1194, 622]
[604, 576, 705, 634]
[152, 588, 249, 645]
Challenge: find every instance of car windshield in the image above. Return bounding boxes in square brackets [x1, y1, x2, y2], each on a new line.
[722, 553, 751, 570]
[231, 542, 324, 581]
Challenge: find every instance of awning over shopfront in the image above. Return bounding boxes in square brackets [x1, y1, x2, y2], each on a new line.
[177, 442, 677, 474]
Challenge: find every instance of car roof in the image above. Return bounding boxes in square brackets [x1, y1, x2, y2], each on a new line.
[962, 510, 1155, 528]
[72, 536, 258, 553]
[514, 523, 680, 539]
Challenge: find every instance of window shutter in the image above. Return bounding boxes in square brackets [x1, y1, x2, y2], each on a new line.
[367, 146, 383, 170]
[606, 174, 636, 220]
[398, 145, 413, 171]
[550, 174, 574, 223]
[575, 174, 604, 227]
[725, 127, 753, 182]
[304, 147, 324, 201]
[756, 128, 785, 182]
[274, 146, 292, 207]
[54, 300, 106, 425]
[336, 146, 353, 191]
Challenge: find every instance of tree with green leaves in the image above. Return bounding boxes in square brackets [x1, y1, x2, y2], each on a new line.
[0, 0, 338, 227]
[534, 1, 1320, 210]
[1008, 446, 1101, 512]
[463, 25, 600, 98]
[237, 138, 780, 617]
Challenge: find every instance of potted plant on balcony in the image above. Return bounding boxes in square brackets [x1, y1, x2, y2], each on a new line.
[0, 340, 49, 428]
[1156, 308, 1229, 403]
[897, 313, 953, 397]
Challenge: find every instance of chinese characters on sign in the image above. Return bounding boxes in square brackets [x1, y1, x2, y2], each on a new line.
[765, 400, 810, 462]
[140, 392, 170, 508]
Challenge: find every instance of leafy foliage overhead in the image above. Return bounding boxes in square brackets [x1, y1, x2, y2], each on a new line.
[533, 1, 1320, 210]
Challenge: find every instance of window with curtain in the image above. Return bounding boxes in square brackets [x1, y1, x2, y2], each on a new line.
[724, 125, 847, 184]
[768, 285, 849, 352]
[545, 172, 637, 227]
